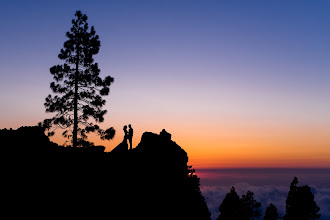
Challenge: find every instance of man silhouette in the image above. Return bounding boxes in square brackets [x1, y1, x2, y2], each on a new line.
[128, 124, 133, 150]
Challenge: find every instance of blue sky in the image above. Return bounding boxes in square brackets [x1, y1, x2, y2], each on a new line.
[0, 0, 329, 168]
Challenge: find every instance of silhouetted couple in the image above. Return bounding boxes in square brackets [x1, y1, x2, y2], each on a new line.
[123, 124, 133, 150]
[111, 124, 134, 153]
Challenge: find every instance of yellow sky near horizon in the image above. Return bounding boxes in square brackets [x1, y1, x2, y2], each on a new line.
[43, 113, 330, 169]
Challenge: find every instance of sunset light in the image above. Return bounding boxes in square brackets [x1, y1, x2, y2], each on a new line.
[1, 1, 330, 219]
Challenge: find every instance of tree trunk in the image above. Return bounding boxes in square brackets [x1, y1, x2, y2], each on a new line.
[73, 49, 79, 148]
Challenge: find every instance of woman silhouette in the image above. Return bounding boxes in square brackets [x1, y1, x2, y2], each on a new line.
[110, 125, 129, 153]
[123, 125, 129, 144]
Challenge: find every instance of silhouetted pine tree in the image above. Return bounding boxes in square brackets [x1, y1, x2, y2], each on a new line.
[44, 11, 115, 147]
[217, 187, 261, 220]
[264, 203, 279, 220]
[217, 187, 242, 220]
[241, 190, 261, 219]
[284, 177, 321, 220]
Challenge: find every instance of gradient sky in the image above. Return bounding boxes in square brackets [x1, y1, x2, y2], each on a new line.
[1, 0, 329, 168]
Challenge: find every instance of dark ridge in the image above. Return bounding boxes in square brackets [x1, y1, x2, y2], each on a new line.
[2, 126, 210, 220]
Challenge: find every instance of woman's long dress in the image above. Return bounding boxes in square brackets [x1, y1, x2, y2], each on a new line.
[111, 132, 128, 153]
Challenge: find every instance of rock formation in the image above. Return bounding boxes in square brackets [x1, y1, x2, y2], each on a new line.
[2, 126, 210, 220]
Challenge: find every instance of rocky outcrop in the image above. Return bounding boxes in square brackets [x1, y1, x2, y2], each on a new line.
[106, 130, 210, 220]
[3, 126, 210, 220]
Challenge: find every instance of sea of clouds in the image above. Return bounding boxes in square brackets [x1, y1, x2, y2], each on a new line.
[200, 183, 330, 220]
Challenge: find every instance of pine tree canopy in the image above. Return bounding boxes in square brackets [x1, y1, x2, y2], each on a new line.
[43, 10, 115, 147]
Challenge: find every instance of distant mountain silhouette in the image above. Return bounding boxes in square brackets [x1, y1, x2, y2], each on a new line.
[1, 126, 210, 220]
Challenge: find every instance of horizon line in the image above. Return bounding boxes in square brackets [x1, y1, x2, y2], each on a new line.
[195, 167, 330, 170]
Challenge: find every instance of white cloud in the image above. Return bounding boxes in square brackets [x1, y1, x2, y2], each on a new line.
[201, 183, 330, 220]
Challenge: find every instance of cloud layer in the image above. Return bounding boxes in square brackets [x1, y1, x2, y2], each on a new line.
[201, 183, 330, 220]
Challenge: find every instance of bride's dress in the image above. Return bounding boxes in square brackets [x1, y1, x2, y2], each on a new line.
[111, 131, 128, 153]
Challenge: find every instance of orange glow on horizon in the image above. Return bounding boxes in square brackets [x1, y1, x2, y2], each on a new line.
[46, 116, 330, 169]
